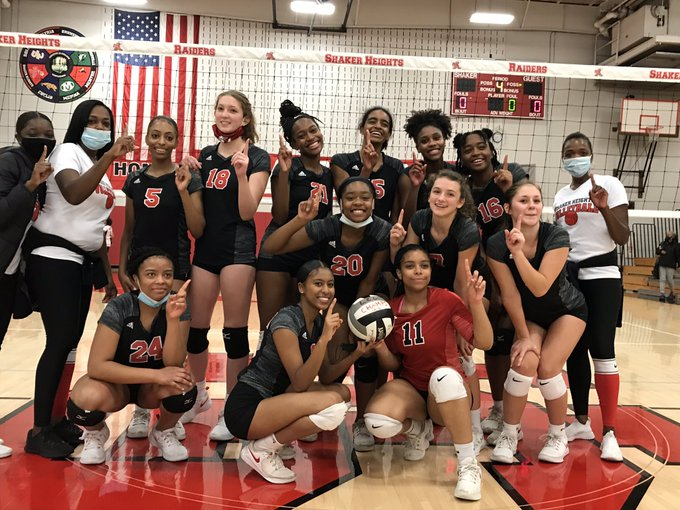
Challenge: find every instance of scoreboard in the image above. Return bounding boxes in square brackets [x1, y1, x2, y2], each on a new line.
[451, 73, 545, 119]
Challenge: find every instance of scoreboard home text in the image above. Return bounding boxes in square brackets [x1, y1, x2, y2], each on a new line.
[451, 73, 545, 119]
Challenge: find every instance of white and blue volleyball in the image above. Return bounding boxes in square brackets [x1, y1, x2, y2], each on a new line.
[347, 295, 394, 341]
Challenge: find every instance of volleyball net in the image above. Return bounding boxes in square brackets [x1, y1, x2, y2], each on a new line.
[0, 13, 678, 260]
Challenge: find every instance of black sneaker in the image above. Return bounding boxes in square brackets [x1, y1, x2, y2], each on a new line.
[53, 418, 84, 447]
[25, 428, 75, 459]
[667, 294, 676, 304]
[659, 295, 666, 302]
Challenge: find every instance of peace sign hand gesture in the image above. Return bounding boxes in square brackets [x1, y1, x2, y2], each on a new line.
[166, 280, 190, 320]
[232, 139, 250, 178]
[589, 175, 609, 211]
[465, 258, 486, 304]
[408, 151, 427, 188]
[390, 209, 407, 249]
[361, 129, 379, 172]
[277, 135, 293, 174]
[494, 155, 513, 193]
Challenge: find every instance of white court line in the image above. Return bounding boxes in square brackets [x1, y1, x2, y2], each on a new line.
[621, 321, 680, 338]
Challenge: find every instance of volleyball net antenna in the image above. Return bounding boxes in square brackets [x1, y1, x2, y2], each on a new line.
[0, 15, 678, 221]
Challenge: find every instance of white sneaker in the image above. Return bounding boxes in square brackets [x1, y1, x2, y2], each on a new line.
[404, 419, 433, 461]
[454, 457, 482, 501]
[179, 393, 212, 424]
[149, 426, 189, 462]
[174, 421, 186, 441]
[538, 433, 569, 463]
[353, 419, 375, 452]
[209, 411, 234, 441]
[0, 438, 12, 458]
[490, 431, 519, 464]
[126, 407, 151, 439]
[279, 443, 296, 460]
[473, 429, 486, 456]
[600, 431, 623, 462]
[80, 424, 110, 465]
[487, 426, 523, 446]
[240, 443, 296, 484]
[481, 406, 503, 434]
[299, 433, 318, 442]
[565, 418, 595, 442]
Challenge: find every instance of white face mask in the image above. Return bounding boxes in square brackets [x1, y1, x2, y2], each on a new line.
[562, 156, 592, 177]
[339, 214, 373, 229]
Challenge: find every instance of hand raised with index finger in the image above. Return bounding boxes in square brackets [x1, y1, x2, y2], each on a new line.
[277, 134, 293, 174]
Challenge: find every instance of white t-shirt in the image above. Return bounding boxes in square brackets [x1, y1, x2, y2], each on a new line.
[553, 174, 628, 280]
[31, 143, 115, 264]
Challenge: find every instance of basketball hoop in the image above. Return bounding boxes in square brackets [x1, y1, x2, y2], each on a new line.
[643, 127, 661, 143]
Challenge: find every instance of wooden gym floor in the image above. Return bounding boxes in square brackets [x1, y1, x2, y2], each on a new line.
[1, 293, 679, 509]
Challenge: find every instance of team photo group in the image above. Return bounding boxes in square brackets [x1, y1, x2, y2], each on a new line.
[0, 90, 630, 502]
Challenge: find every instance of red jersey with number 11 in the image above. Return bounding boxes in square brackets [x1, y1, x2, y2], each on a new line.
[386, 287, 474, 391]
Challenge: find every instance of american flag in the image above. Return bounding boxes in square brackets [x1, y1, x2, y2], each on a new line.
[112, 10, 200, 161]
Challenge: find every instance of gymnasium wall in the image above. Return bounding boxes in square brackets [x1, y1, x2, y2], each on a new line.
[0, 0, 678, 212]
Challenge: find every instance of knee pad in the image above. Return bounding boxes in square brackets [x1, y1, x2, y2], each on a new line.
[187, 327, 209, 354]
[593, 358, 618, 375]
[537, 374, 567, 401]
[504, 369, 533, 397]
[459, 355, 476, 377]
[66, 399, 106, 427]
[354, 355, 378, 383]
[223, 327, 249, 359]
[429, 367, 467, 403]
[364, 413, 403, 439]
[161, 385, 198, 413]
[308, 401, 348, 431]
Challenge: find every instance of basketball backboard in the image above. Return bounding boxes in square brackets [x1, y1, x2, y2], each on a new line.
[620, 98, 679, 137]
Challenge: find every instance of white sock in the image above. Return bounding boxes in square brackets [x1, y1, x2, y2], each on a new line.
[405, 419, 424, 436]
[470, 409, 482, 432]
[502, 422, 520, 436]
[196, 380, 207, 395]
[252, 434, 283, 453]
[455, 441, 475, 462]
[548, 423, 566, 438]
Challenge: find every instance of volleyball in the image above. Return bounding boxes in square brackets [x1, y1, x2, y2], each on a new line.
[347, 295, 394, 342]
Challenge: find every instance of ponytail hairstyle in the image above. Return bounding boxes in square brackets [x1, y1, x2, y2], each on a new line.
[279, 99, 322, 146]
[453, 128, 500, 175]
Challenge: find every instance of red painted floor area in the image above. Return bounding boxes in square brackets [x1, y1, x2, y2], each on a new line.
[2, 377, 679, 509]
[0, 402, 357, 510]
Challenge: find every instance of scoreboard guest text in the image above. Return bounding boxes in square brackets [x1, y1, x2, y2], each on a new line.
[451, 73, 545, 119]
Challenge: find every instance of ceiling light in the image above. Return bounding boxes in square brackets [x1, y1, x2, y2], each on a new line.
[470, 12, 514, 25]
[290, 1, 336, 15]
[102, 0, 149, 5]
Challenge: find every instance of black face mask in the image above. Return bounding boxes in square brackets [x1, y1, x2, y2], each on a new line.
[20, 137, 56, 161]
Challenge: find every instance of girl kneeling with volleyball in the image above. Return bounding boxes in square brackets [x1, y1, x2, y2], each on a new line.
[225, 260, 350, 484]
[364, 245, 492, 501]
[67, 248, 196, 464]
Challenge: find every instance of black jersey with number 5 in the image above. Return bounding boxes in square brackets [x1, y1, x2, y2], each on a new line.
[331, 151, 403, 221]
[305, 214, 391, 307]
[409, 209, 480, 290]
[122, 168, 202, 275]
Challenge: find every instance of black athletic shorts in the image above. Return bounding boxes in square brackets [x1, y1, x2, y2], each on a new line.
[526, 303, 588, 331]
[224, 382, 265, 439]
[486, 327, 514, 356]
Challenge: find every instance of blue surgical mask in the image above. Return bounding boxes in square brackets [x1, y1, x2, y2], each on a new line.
[138, 290, 170, 308]
[81, 127, 111, 151]
[562, 156, 591, 177]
